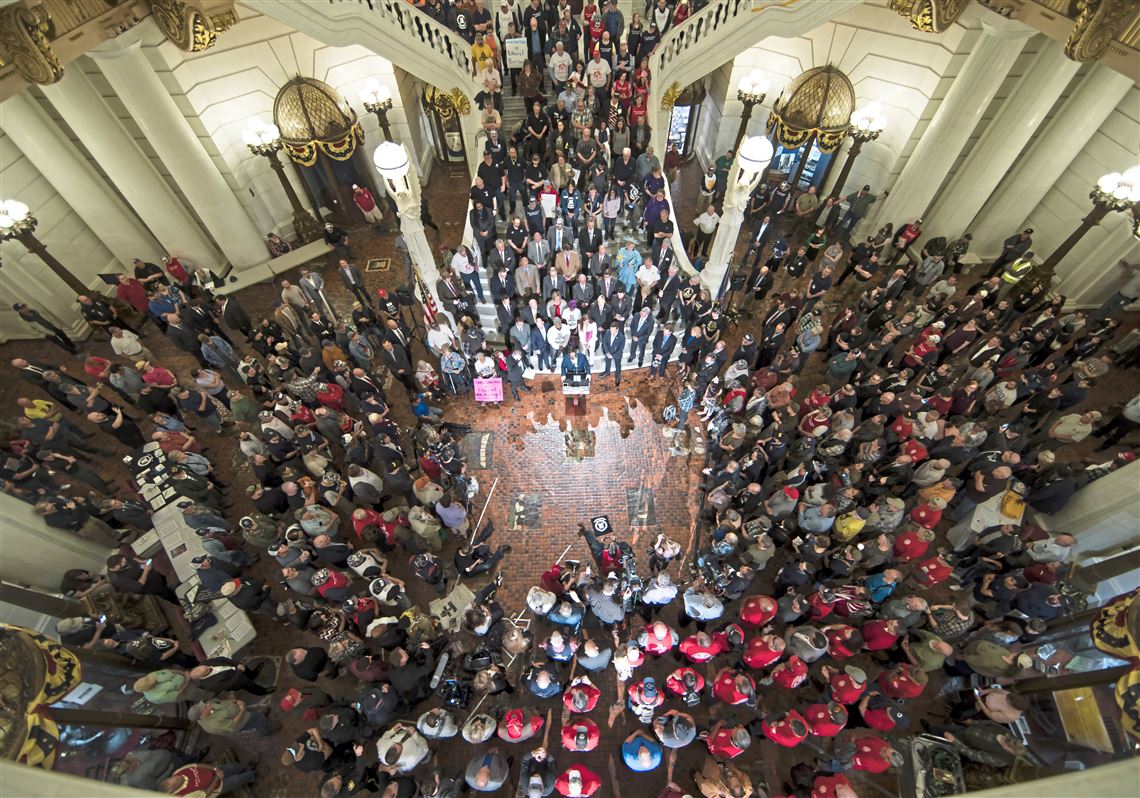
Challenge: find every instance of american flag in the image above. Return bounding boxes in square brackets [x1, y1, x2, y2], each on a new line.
[414, 265, 438, 324]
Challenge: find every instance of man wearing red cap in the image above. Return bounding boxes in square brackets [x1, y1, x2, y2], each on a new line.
[712, 668, 756, 706]
[823, 664, 868, 704]
[805, 701, 848, 737]
[679, 630, 725, 664]
[706, 721, 751, 759]
[878, 663, 927, 699]
[563, 676, 601, 713]
[770, 654, 809, 689]
[498, 706, 544, 743]
[742, 633, 785, 669]
[813, 773, 857, 798]
[561, 718, 601, 751]
[761, 709, 809, 747]
[555, 765, 601, 796]
[739, 594, 778, 627]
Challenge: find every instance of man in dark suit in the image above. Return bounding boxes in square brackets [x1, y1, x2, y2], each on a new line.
[757, 322, 787, 368]
[656, 265, 683, 324]
[542, 266, 567, 302]
[570, 274, 594, 306]
[577, 217, 603, 266]
[595, 269, 619, 301]
[164, 313, 208, 366]
[489, 239, 517, 274]
[503, 349, 531, 400]
[649, 326, 676, 379]
[609, 287, 633, 327]
[436, 273, 468, 320]
[587, 243, 612, 278]
[379, 339, 415, 394]
[337, 259, 370, 308]
[495, 296, 516, 332]
[600, 321, 626, 386]
[628, 307, 655, 367]
[189, 656, 275, 695]
[215, 295, 252, 337]
[527, 232, 552, 268]
[490, 265, 517, 302]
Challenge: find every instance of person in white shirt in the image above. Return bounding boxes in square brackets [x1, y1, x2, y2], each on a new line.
[109, 326, 153, 362]
[548, 42, 574, 90]
[426, 320, 459, 356]
[691, 205, 720, 259]
[585, 54, 612, 106]
[547, 317, 572, 353]
[375, 722, 429, 772]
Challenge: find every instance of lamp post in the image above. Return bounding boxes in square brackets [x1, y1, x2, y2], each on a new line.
[373, 141, 446, 319]
[828, 102, 886, 200]
[733, 69, 770, 153]
[361, 81, 395, 142]
[702, 135, 775, 297]
[1038, 167, 1140, 274]
[243, 120, 323, 243]
[0, 199, 87, 295]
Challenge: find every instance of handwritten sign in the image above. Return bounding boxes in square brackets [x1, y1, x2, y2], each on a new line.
[504, 37, 528, 69]
[473, 377, 504, 403]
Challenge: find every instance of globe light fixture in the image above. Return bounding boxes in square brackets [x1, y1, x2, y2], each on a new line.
[243, 117, 322, 242]
[828, 101, 888, 200]
[0, 198, 87, 294]
[733, 68, 771, 152]
[361, 80, 395, 141]
[1038, 166, 1140, 274]
[373, 141, 411, 194]
[736, 135, 775, 184]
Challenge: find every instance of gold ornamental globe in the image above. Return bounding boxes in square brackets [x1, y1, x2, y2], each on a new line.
[273, 76, 359, 145]
[767, 64, 855, 152]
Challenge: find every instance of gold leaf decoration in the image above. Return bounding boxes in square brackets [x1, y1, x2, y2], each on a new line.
[1065, 0, 1139, 62]
[889, 0, 971, 33]
[0, 5, 63, 86]
[151, 0, 219, 53]
[660, 81, 683, 110]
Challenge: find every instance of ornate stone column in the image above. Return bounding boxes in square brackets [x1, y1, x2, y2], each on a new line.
[701, 137, 773, 297]
[864, 17, 1033, 232]
[89, 38, 267, 270]
[39, 68, 223, 268]
[967, 63, 1133, 257]
[1, 93, 163, 267]
[924, 41, 1080, 239]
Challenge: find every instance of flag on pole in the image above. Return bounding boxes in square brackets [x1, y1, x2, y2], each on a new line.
[414, 265, 438, 324]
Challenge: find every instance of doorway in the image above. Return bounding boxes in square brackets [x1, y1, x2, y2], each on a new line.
[769, 139, 835, 191]
[666, 81, 706, 161]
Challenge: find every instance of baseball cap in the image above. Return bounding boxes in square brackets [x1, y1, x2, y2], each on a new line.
[844, 665, 867, 683]
[190, 555, 208, 565]
[280, 688, 303, 711]
[782, 486, 799, 500]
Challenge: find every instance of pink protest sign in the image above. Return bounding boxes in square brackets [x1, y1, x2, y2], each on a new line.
[473, 377, 504, 403]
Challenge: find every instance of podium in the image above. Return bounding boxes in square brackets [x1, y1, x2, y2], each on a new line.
[562, 373, 590, 407]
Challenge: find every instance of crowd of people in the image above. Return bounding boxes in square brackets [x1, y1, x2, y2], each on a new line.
[3, 2, 1140, 797]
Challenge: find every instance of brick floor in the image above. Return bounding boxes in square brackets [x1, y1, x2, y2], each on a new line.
[2, 160, 1138, 798]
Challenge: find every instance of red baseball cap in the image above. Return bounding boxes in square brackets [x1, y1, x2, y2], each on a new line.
[783, 487, 800, 500]
[280, 688, 302, 711]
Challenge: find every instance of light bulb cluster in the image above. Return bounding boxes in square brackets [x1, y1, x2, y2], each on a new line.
[1092, 166, 1140, 210]
[849, 101, 886, 142]
[0, 199, 34, 238]
[360, 80, 394, 114]
[737, 68, 770, 106]
[242, 120, 283, 156]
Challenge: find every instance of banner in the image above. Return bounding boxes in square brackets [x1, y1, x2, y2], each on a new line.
[504, 38, 528, 70]
[473, 377, 504, 403]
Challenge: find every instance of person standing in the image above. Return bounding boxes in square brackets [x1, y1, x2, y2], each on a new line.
[691, 205, 719, 260]
[337, 259, 371, 308]
[12, 303, 78, 354]
[987, 227, 1033, 278]
[600, 320, 626, 386]
[352, 184, 388, 233]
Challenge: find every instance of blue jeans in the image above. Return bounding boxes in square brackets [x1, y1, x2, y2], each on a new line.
[461, 270, 485, 302]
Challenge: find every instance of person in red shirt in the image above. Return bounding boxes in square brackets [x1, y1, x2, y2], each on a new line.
[807, 588, 838, 620]
[823, 664, 868, 704]
[664, 666, 705, 699]
[163, 255, 190, 284]
[562, 718, 601, 751]
[878, 663, 927, 699]
[805, 701, 848, 737]
[902, 336, 940, 369]
[499, 706, 544, 743]
[564, 676, 601, 713]
[770, 654, 809, 689]
[315, 382, 345, 412]
[706, 722, 750, 760]
[739, 594, 778, 627]
[555, 765, 602, 797]
[627, 677, 664, 722]
[813, 773, 857, 798]
[741, 633, 785, 669]
[857, 690, 908, 733]
[311, 567, 351, 602]
[901, 437, 928, 463]
[116, 274, 150, 314]
[845, 734, 903, 773]
[913, 553, 953, 587]
[861, 619, 902, 652]
[822, 624, 863, 660]
[139, 362, 176, 388]
[161, 762, 256, 796]
[352, 184, 387, 233]
[679, 631, 725, 664]
[761, 709, 808, 747]
[639, 621, 679, 656]
[893, 526, 934, 562]
[712, 668, 756, 706]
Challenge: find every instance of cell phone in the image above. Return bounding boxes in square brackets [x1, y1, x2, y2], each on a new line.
[145, 558, 153, 566]
[98, 614, 108, 623]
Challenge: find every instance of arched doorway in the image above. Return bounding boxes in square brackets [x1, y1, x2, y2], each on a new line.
[666, 81, 707, 161]
[273, 76, 378, 226]
[765, 64, 854, 191]
[422, 85, 471, 165]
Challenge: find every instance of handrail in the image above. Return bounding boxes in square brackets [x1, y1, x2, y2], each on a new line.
[329, 0, 479, 77]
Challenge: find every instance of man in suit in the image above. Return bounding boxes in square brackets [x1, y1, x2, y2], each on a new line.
[337, 259, 370, 308]
[379, 339, 416, 394]
[164, 313, 208, 366]
[748, 214, 776, 268]
[587, 242, 612, 278]
[628, 307, 655, 367]
[503, 349, 532, 400]
[571, 274, 594, 306]
[601, 321, 626, 385]
[577, 217, 603, 266]
[881, 268, 909, 301]
[490, 265, 517, 302]
[609, 286, 634, 327]
[489, 239, 517, 274]
[515, 256, 541, 298]
[436, 272, 468, 319]
[656, 264, 682, 324]
[546, 218, 570, 254]
[554, 242, 581, 281]
[349, 367, 386, 401]
[542, 266, 567, 302]
[495, 296, 516, 332]
[189, 657, 274, 696]
[509, 318, 534, 361]
[757, 322, 787, 368]
[215, 295, 253, 338]
[649, 325, 676, 379]
[595, 269, 619, 301]
[527, 232, 552, 268]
